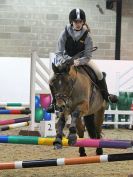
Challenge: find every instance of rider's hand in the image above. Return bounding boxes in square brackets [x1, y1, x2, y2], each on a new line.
[74, 59, 80, 66]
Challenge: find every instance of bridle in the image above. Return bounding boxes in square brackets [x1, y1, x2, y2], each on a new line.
[54, 69, 77, 109]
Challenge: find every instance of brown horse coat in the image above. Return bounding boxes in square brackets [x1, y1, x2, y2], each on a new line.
[51, 62, 107, 156]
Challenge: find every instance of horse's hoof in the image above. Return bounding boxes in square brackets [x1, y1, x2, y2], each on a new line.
[80, 153, 87, 157]
[68, 134, 77, 145]
[54, 143, 62, 150]
[96, 148, 103, 155]
[53, 137, 62, 149]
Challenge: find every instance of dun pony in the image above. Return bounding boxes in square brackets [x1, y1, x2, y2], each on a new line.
[50, 59, 107, 156]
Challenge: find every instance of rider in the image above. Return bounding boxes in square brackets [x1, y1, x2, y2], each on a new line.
[47, 8, 117, 113]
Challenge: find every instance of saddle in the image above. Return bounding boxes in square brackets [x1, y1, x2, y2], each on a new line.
[77, 65, 99, 86]
[78, 65, 106, 86]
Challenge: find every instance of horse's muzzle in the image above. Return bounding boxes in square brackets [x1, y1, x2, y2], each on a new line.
[55, 94, 68, 107]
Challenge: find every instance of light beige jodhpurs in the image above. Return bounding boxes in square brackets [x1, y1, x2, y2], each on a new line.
[87, 60, 103, 80]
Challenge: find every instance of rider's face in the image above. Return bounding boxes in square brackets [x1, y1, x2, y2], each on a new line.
[72, 20, 84, 31]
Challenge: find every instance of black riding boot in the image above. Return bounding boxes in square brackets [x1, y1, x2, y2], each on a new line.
[98, 77, 118, 103]
[46, 85, 56, 113]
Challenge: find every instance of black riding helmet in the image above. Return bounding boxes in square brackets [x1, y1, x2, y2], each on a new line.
[69, 8, 86, 24]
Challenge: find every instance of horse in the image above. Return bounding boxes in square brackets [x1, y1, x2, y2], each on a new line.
[50, 59, 107, 156]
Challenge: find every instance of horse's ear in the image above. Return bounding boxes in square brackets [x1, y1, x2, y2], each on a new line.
[52, 63, 59, 74]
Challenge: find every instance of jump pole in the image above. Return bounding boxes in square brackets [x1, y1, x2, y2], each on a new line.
[0, 117, 30, 125]
[0, 153, 133, 170]
[0, 103, 29, 107]
[0, 135, 132, 149]
[0, 122, 29, 131]
[0, 109, 31, 114]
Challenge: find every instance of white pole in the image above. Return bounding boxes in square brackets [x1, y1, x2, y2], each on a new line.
[114, 107, 118, 129]
[30, 51, 37, 131]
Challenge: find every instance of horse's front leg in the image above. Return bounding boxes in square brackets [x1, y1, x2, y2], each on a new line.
[68, 110, 80, 145]
[53, 112, 66, 149]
